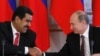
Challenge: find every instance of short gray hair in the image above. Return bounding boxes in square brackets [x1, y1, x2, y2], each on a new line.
[76, 10, 89, 24]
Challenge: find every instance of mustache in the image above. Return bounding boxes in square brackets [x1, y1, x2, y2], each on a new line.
[24, 25, 29, 28]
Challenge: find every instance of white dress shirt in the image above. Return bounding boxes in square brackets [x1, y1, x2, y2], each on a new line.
[11, 22, 29, 54]
[80, 25, 91, 56]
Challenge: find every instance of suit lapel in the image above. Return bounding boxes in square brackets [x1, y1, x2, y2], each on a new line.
[89, 26, 94, 54]
[75, 34, 80, 55]
[19, 33, 24, 46]
[71, 34, 80, 55]
[7, 22, 13, 44]
[19, 33, 27, 46]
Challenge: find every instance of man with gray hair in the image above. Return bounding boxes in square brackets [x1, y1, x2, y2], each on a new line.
[45, 10, 100, 56]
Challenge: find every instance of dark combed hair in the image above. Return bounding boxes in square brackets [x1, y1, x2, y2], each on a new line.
[12, 6, 33, 21]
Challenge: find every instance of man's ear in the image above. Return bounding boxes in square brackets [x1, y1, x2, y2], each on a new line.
[15, 16, 21, 23]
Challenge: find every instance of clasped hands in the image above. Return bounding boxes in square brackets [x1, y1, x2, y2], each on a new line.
[29, 47, 43, 56]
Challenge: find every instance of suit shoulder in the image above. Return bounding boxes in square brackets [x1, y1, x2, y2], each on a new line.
[25, 29, 36, 39]
[94, 26, 100, 30]
[67, 32, 78, 37]
[27, 29, 36, 35]
[92, 26, 100, 32]
[0, 22, 10, 31]
[0, 22, 10, 25]
[0, 22, 6, 27]
[67, 32, 79, 40]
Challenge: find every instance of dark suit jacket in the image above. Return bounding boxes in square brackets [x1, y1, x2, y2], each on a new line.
[46, 26, 100, 56]
[0, 22, 36, 56]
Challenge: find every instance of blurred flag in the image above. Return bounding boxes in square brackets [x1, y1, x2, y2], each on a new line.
[92, 0, 100, 26]
[0, 0, 16, 22]
[50, 0, 84, 34]
[19, 0, 50, 51]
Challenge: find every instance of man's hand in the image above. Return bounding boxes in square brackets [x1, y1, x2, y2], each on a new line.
[92, 53, 100, 56]
[29, 47, 42, 56]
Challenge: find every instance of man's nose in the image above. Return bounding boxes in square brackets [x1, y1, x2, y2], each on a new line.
[28, 22, 31, 26]
[70, 25, 73, 30]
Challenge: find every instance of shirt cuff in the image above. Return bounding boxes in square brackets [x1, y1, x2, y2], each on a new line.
[25, 47, 29, 54]
[43, 52, 46, 56]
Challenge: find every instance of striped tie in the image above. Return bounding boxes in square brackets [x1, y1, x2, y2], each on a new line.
[81, 35, 85, 56]
[14, 33, 19, 46]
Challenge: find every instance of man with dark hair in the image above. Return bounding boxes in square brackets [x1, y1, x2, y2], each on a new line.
[45, 10, 100, 56]
[0, 6, 42, 56]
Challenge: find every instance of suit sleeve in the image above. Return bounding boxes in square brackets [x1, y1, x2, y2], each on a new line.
[57, 34, 71, 56]
[0, 31, 25, 55]
[45, 34, 71, 56]
[0, 22, 25, 55]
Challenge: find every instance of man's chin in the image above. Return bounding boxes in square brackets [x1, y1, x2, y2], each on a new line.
[22, 30, 27, 33]
[74, 31, 78, 34]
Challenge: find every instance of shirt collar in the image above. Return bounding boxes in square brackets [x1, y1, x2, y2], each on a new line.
[11, 22, 19, 34]
[80, 25, 89, 38]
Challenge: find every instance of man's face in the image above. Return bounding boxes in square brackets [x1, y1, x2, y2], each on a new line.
[17, 13, 32, 33]
[70, 14, 84, 34]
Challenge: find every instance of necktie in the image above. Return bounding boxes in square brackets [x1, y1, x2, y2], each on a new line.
[81, 35, 85, 56]
[14, 33, 19, 46]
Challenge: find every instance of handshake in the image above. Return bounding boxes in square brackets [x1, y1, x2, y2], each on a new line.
[28, 47, 43, 56]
